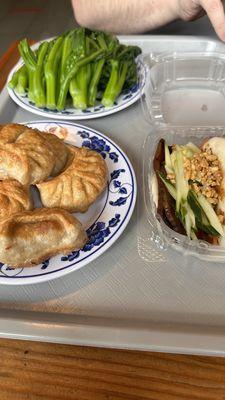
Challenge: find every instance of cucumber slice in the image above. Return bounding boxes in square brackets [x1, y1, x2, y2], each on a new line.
[173, 151, 189, 212]
[157, 171, 176, 200]
[190, 230, 197, 240]
[182, 148, 194, 159]
[179, 143, 199, 161]
[185, 142, 200, 154]
[219, 228, 225, 246]
[170, 152, 176, 170]
[188, 190, 221, 237]
[165, 143, 173, 174]
[180, 201, 196, 238]
[196, 220, 220, 236]
[187, 203, 196, 228]
[197, 194, 224, 237]
[184, 212, 192, 238]
[187, 190, 203, 221]
[175, 201, 195, 238]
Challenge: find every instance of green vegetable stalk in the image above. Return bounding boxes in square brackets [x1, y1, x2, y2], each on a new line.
[8, 69, 19, 90]
[44, 36, 63, 109]
[15, 65, 28, 95]
[87, 31, 109, 107]
[101, 59, 128, 107]
[59, 29, 77, 91]
[69, 64, 90, 109]
[87, 58, 105, 106]
[57, 47, 104, 111]
[101, 44, 141, 108]
[8, 65, 28, 95]
[69, 29, 90, 109]
[19, 39, 48, 107]
[18, 39, 36, 102]
[33, 42, 49, 107]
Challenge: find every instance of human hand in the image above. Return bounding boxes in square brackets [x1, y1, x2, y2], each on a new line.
[176, 0, 225, 40]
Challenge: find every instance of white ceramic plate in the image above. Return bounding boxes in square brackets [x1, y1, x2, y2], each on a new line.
[0, 121, 137, 285]
[7, 40, 146, 120]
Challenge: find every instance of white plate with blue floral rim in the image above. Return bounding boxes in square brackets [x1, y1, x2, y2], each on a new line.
[0, 121, 137, 285]
[7, 41, 146, 120]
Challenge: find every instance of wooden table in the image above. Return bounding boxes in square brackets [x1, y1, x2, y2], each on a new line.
[0, 338, 225, 399]
[1, 42, 225, 400]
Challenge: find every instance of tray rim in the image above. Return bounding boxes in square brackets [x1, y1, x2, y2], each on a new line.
[1, 309, 225, 356]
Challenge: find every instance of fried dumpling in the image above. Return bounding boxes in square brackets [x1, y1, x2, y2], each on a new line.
[0, 143, 30, 184]
[0, 125, 55, 184]
[38, 131, 69, 176]
[37, 146, 108, 213]
[15, 129, 56, 184]
[0, 124, 69, 184]
[0, 208, 87, 268]
[0, 123, 26, 144]
[0, 179, 33, 220]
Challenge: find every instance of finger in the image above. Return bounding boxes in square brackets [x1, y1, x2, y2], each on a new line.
[200, 0, 225, 41]
[188, 8, 206, 21]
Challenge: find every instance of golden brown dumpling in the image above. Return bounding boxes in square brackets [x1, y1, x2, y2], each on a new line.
[39, 131, 69, 176]
[0, 124, 68, 167]
[0, 143, 30, 184]
[0, 123, 26, 144]
[37, 146, 108, 213]
[0, 208, 87, 268]
[0, 179, 33, 220]
[0, 126, 55, 184]
[0, 124, 69, 184]
[15, 129, 56, 184]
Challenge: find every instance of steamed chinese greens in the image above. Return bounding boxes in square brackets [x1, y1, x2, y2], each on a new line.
[8, 28, 141, 111]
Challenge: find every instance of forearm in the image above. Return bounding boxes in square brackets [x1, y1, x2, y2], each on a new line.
[72, 0, 179, 33]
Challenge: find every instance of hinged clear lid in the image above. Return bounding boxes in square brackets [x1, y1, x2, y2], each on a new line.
[141, 52, 225, 127]
[140, 51, 225, 261]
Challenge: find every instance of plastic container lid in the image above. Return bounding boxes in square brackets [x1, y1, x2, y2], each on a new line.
[141, 51, 225, 261]
[141, 52, 225, 128]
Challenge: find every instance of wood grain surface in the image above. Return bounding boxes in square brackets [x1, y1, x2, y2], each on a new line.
[2, 41, 225, 400]
[0, 338, 225, 400]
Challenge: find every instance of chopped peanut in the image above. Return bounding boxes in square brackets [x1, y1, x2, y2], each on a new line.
[166, 146, 223, 208]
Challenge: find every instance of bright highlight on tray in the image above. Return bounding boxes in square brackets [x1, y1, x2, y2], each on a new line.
[153, 137, 225, 246]
[8, 28, 141, 111]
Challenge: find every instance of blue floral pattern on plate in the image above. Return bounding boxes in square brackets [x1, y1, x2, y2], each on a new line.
[77, 130, 119, 162]
[0, 122, 136, 284]
[61, 214, 121, 262]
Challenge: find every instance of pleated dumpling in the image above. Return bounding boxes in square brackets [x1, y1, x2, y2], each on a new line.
[0, 125, 55, 184]
[15, 129, 56, 184]
[38, 131, 69, 176]
[0, 179, 33, 220]
[0, 124, 69, 184]
[0, 208, 87, 268]
[0, 123, 26, 143]
[37, 146, 108, 213]
[0, 142, 30, 184]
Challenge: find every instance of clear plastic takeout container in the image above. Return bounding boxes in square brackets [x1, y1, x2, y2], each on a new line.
[141, 52, 225, 262]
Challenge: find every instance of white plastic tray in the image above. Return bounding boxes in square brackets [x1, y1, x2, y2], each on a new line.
[1, 35, 225, 356]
